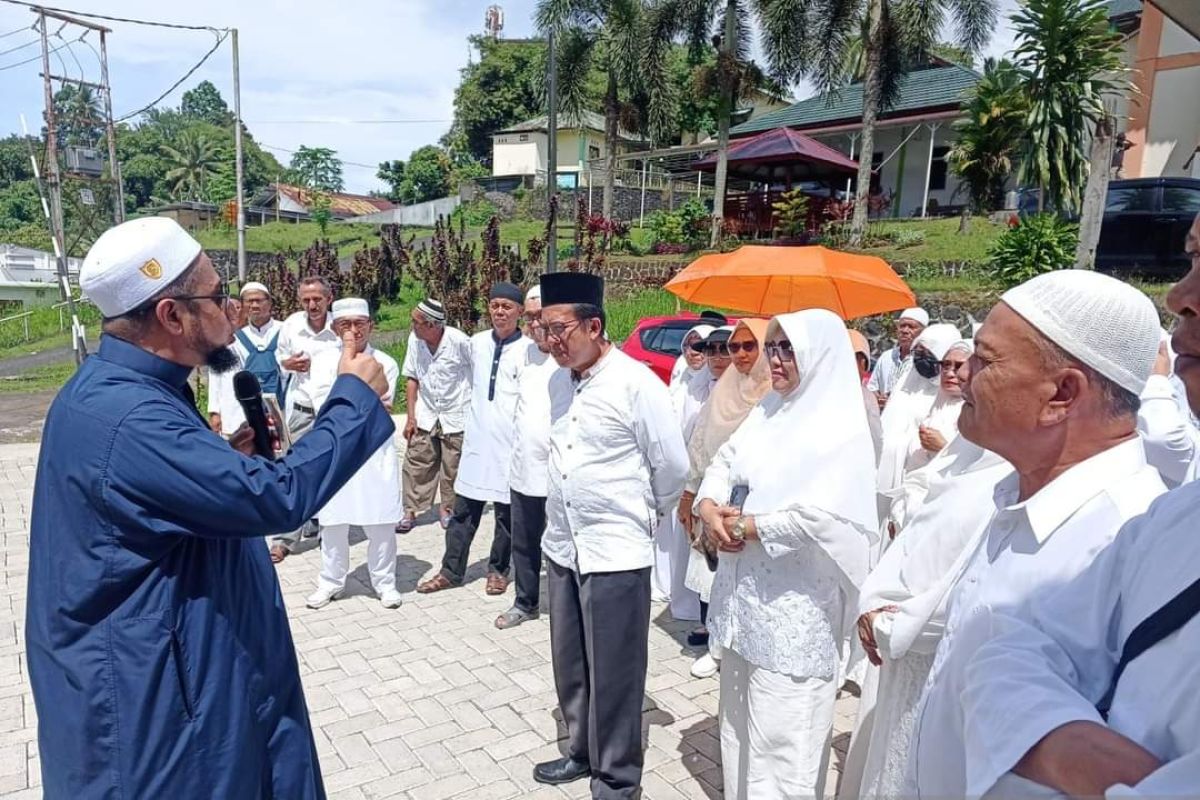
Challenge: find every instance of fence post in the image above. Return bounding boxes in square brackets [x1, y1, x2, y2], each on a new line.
[59, 307, 64, 332]
[24, 314, 30, 342]
[639, 160, 648, 227]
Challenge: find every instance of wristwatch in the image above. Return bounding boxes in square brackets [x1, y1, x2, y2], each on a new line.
[730, 516, 748, 542]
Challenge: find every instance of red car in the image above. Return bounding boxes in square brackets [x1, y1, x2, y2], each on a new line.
[621, 313, 737, 384]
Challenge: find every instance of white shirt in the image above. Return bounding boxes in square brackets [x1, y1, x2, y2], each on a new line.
[304, 344, 403, 526]
[542, 347, 688, 575]
[453, 328, 526, 504]
[275, 310, 340, 411]
[508, 341, 560, 498]
[205, 319, 281, 436]
[908, 438, 1166, 797]
[867, 345, 907, 395]
[1137, 374, 1200, 487]
[960, 480, 1200, 798]
[401, 326, 473, 435]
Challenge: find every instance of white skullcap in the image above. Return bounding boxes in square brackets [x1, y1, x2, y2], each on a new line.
[239, 281, 270, 298]
[525, 285, 541, 303]
[1002, 270, 1160, 395]
[899, 307, 929, 326]
[81, 217, 202, 318]
[331, 298, 370, 320]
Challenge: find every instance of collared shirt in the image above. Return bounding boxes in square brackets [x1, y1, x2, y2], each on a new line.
[959, 477, 1200, 798]
[26, 334, 394, 797]
[401, 326, 473, 435]
[867, 345, 907, 394]
[276, 310, 340, 407]
[453, 328, 526, 504]
[907, 437, 1166, 797]
[509, 341, 561, 498]
[206, 318, 282, 436]
[541, 347, 689, 575]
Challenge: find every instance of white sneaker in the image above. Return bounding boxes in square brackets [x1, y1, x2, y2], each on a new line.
[379, 588, 404, 609]
[690, 652, 720, 679]
[306, 586, 342, 609]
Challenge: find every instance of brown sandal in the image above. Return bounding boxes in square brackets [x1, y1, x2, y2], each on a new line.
[485, 572, 509, 596]
[416, 574, 457, 594]
[269, 545, 288, 564]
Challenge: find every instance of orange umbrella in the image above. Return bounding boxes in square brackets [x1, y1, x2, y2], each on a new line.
[664, 245, 915, 320]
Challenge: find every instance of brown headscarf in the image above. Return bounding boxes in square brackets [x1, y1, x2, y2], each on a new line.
[683, 318, 773, 492]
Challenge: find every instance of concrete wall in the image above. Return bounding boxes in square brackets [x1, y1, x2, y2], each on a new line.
[391, 196, 462, 227]
[1144, 65, 1200, 177]
[492, 133, 545, 176]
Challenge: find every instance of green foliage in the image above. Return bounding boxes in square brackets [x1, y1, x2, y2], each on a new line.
[455, 197, 500, 227]
[771, 189, 811, 238]
[893, 228, 926, 248]
[987, 213, 1079, 285]
[52, 84, 103, 148]
[288, 145, 344, 193]
[180, 81, 233, 126]
[376, 159, 406, 203]
[399, 145, 450, 204]
[309, 193, 333, 237]
[161, 130, 221, 200]
[1013, 0, 1129, 214]
[646, 200, 710, 249]
[949, 59, 1029, 213]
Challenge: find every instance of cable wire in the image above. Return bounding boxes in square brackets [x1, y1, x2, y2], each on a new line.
[0, 37, 35, 57]
[0, 0, 221, 33]
[0, 23, 35, 39]
[260, 143, 381, 171]
[115, 29, 227, 122]
[0, 34, 74, 71]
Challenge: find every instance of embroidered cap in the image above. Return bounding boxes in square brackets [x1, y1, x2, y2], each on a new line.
[331, 297, 370, 321]
[81, 217, 203, 318]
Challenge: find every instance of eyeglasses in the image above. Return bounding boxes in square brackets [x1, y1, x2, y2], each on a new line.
[336, 320, 372, 332]
[543, 320, 581, 341]
[704, 343, 730, 357]
[727, 341, 758, 354]
[173, 291, 230, 309]
[764, 340, 796, 363]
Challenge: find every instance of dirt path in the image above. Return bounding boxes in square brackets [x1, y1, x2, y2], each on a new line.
[0, 389, 57, 444]
[0, 345, 74, 377]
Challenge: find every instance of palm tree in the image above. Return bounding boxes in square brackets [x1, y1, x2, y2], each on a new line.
[161, 131, 221, 201]
[1011, 0, 1128, 214]
[947, 59, 1028, 226]
[537, 0, 664, 219]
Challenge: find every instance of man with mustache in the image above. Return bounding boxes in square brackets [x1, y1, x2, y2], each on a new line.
[953, 212, 1200, 798]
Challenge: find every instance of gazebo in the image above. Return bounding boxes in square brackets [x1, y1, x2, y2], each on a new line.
[693, 127, 859, 237]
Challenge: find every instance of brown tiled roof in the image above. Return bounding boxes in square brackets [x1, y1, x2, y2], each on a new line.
[273, 183, 394, 218]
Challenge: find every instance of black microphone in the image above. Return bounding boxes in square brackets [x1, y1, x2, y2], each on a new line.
[232, 370, 274, 458]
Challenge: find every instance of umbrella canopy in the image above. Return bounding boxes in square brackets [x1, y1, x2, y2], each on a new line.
[665, 245, 916, 319]
[693, 128, 859, 184]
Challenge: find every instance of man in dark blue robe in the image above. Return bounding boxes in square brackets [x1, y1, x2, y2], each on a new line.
[26, 217, 394, 799]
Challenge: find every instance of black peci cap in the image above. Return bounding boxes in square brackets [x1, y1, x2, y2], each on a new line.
[539, 272, 605, 309]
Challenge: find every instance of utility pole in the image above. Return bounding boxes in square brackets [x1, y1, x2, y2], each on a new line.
[232, 28, 246, 284]
[36, 8, 86, 364]
[546, 28, 557, 273]
[98, 29, 123, 223]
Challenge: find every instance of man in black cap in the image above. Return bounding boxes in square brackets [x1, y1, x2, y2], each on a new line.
[533, 272, 689, 798]
[418, 282, 526, 596]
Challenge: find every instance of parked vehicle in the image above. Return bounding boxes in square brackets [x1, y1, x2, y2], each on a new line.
[1096, 177, 1200, 278]
[621, 313, 739, 384]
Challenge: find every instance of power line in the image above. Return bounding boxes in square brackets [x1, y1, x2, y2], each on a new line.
[260, 143, 381, 171]
[0, 0, 220, 33]
[247, 119, 452, 125]
[0, 23, 35, 38]
[115, 29, 227, 122]
[0, 36, 35, 56]
[0, 32, 74, 70]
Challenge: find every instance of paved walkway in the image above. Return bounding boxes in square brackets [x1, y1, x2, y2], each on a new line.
[0, 441, 857, 799]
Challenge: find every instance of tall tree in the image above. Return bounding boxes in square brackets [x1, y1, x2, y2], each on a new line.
[181, 81, 233, 126]
[161, 130, 220, 201]
[947, 59, 1028, 220]
[538, 0, 669, 219]
[377, 159, 406, 202]
[52, 84, 104, 147]
[1012, 0, 1127, 215]
[288, 145, 344, 193]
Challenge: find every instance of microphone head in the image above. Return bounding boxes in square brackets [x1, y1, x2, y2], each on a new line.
[232, 370, 262, 402]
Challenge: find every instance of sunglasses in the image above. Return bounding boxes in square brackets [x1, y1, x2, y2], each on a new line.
[764, 340, 796, 363]
[703, 343, 731, 356]
[940, 359, 967, 372]
[727, 341, 758, 354]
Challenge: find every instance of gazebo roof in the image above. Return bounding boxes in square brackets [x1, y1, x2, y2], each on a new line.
[693, 127, 858, 184]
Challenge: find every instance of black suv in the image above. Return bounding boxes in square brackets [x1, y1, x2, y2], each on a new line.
[1097, 177, 1200, 278]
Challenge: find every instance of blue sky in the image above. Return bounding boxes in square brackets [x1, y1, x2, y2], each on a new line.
[0, 0, 1022, 194]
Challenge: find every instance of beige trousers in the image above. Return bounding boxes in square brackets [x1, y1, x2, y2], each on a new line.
[401, 423, 463, 516]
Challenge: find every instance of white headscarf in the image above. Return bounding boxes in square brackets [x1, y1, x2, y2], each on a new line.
[903, 339, 973, 473]
[669, 324, 716, 440]
[733, 310, 878, 530]
[877, 323, 963, 495]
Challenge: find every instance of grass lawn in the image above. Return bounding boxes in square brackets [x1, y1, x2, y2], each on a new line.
[844, 216, 1007, 265]
[0, 362, 76, 394]
[193, 222, 428, 258]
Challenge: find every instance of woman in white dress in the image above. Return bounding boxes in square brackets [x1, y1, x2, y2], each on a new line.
[840, 432, 1013, 799]
[696, 309, 878, 799]
[652, 324, 716, 612]
[303, 298, 404, 611]
[678, 319, 772, 677]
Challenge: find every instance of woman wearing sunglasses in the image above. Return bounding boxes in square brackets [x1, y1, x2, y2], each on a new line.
[695, 309, 878, 799]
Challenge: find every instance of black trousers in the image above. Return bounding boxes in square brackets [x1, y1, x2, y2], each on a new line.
[510, 490, 547, 614]
[439, 495, 511, 584]
[548, 560, 651, 799]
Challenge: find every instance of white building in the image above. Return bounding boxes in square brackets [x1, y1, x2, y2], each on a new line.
[490, 110, 640, 187]
[0, 244, 80, 307]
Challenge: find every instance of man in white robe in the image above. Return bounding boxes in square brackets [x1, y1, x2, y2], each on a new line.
[533, 272, 688, 797]
[867, 306, 928, 405]
[303, 298, 403, 610]
[953, 206, 1200, 799]
[906, 270, 1168, 797]
[418, 283, 525, 596]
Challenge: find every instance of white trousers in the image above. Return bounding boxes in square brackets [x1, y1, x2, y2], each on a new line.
[318, 523, 397, 594]
[651, 514, 701, 620]
[720, 649, 837, 800]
